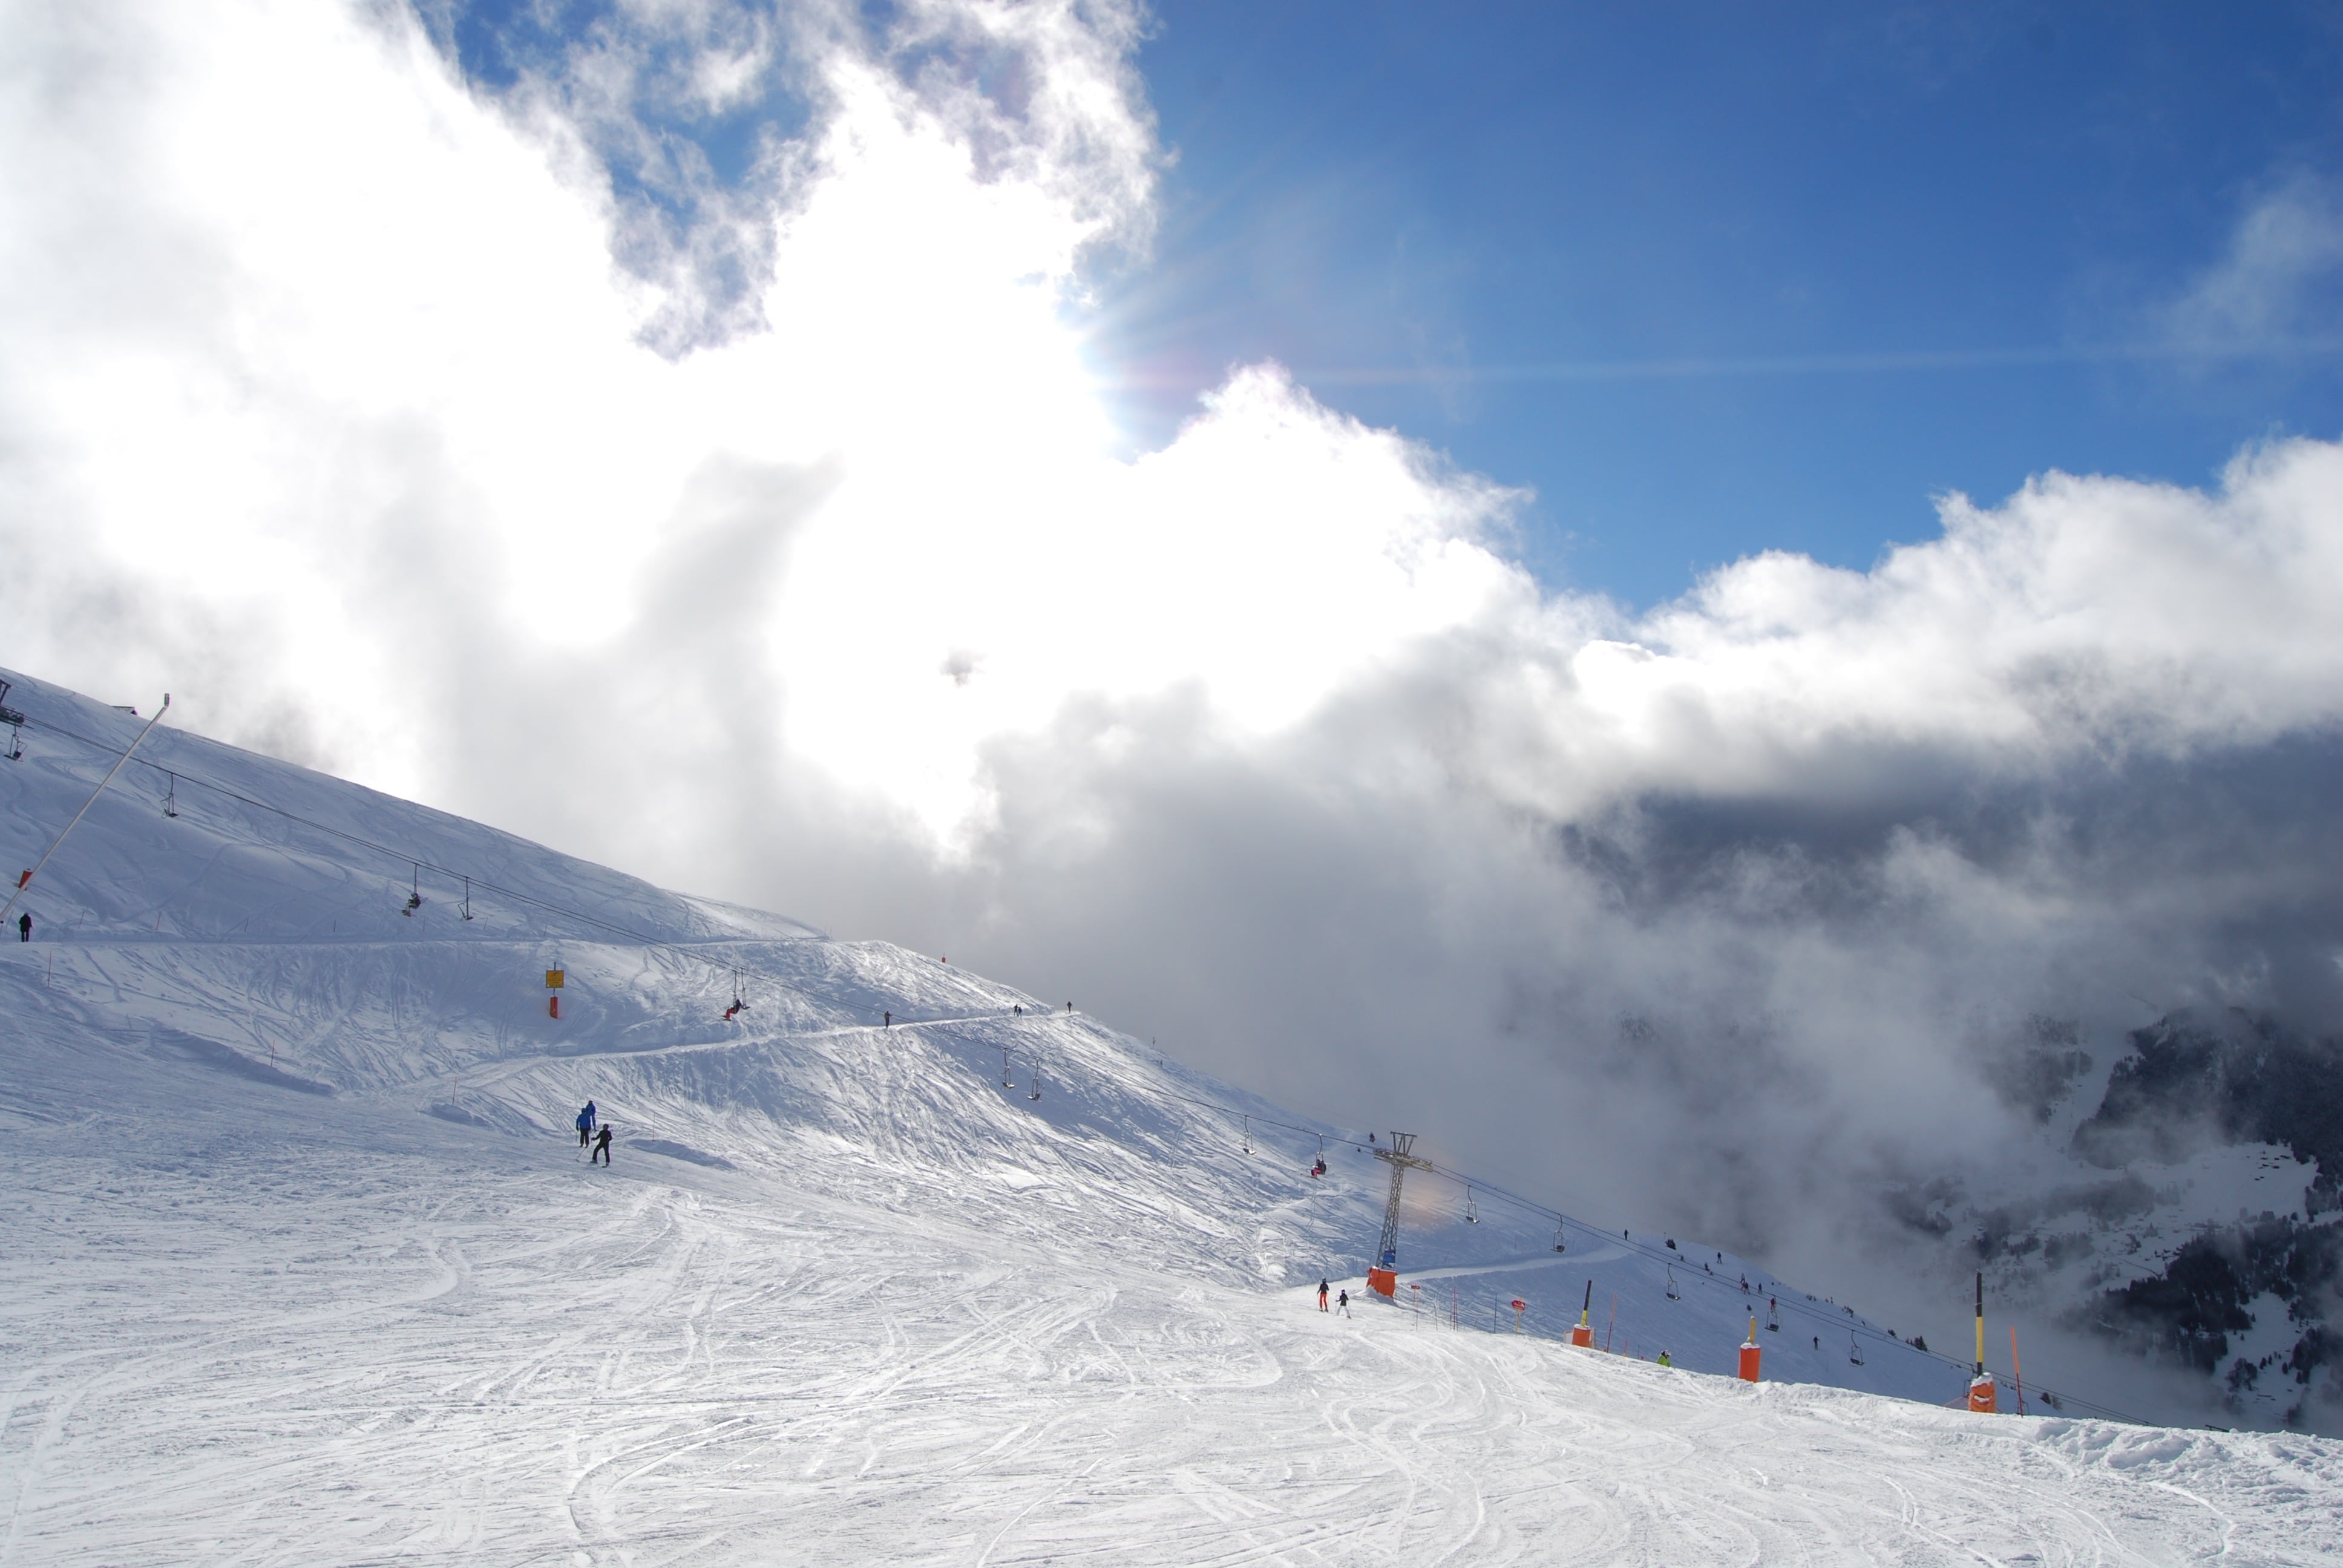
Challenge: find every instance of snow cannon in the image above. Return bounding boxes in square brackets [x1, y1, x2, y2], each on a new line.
[1738, 1317, 1761, 1383]
[1571, 1279, 1594, 1347]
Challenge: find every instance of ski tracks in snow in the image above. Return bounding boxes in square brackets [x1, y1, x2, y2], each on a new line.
[1, 1074, 2338, 1565]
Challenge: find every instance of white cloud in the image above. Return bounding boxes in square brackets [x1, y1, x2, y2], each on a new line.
[2167, 172, 2343, 350]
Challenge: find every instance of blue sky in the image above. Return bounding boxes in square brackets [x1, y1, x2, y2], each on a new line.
[1095, 2, 2343, 606]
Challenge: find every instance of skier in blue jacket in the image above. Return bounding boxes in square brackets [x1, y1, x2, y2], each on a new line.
[576, 1101, 597, 1147]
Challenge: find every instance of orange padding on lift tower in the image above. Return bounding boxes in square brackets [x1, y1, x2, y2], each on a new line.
[1366, 1267, 1397, 1298]
[1968, 1376, 1997, 1413]
[548, 996, 560, 1020]
[1738, 1340, 1762, 1382]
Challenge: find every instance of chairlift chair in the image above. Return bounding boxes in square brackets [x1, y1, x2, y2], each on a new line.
[1464, 1187, 1480, 1224]
[402, 864, 422, 916]
[460, 876, 474, 921]
[1028, 1073, 1041, 1102]
[1665, 1266, 1681, 1301]
[1242, 1116, 1251, 1155]
[1000, 1045, 1014, 1089]
[1767, 1298, 1780, 1332]
[163, 773, 178, 818]
[1849, 1333, 1865, 1367]
[1552, 1223, 1567, 1254]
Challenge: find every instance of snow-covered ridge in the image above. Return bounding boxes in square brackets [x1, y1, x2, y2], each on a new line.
[2, 666, 2336, 1563]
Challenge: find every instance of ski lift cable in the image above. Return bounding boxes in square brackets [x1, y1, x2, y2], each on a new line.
[1134, 1075, 2143, 1423]
[16, 714, 912, 1024]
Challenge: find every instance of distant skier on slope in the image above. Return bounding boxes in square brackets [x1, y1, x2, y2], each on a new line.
[1336, 1289, 1350, 1318]
[576, 1101, 597, 1148]
[15, 912, 27, 942]
[590, 1125, 612, 1166]
[1318, 1279, 1329, 1312]
[1657, 1351, 1672, 1368]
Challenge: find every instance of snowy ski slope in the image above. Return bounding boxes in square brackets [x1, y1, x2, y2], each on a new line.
[2, 667, 2338, 1564]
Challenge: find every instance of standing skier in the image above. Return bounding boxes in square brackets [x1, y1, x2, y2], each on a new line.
[576, 1101, 597, 1148]
[15, 912, 28, 942]
[1317, 1279, 1329, 1312]
[590, 1125, 612, 1166]
[1335, 1289, 1351, 1318]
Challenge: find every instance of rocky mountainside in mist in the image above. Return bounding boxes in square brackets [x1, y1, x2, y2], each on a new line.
[1948, 1009, 2343, 1429]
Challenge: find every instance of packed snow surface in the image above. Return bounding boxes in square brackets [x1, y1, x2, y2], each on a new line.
[2, 669, 2338, 1564]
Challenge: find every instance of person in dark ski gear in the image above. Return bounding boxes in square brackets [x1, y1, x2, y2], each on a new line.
[1318, 1279, 1329, 1312]
[15, 912, 27, 942]
[724, 1000, 742, 1022]
[1335, 1289, 1351, 1318]
[576, 1101, 597, 1148]
[1310, 1157, 1326, 1177]
[591, 1125, 612, 1166]
[883, 1011, 891, 1028]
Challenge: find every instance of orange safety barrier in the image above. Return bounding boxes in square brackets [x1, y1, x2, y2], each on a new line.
[1738, 1316, 1761, 1383]
[1367, 1267, 1396, 1298]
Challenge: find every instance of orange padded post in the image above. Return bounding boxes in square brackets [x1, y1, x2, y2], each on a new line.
[1967, 1271, 1995, 1411]
[1738, 1316, 1761, 1382]
[1367, 1267, 1396, 1298]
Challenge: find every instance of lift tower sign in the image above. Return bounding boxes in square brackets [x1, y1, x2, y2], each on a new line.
[1369, 1132, 1431, 1298]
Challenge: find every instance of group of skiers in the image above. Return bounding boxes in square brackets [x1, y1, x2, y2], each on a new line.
[575, 1100, 611, 1165]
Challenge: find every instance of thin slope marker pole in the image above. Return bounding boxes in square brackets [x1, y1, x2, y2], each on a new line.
[4, 694, 170, 923]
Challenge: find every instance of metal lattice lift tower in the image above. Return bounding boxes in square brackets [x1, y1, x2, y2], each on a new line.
[1369, 1132, 1430, 1298]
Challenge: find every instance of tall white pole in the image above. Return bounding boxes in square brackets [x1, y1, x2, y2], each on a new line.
[2, 694, 171, 923]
